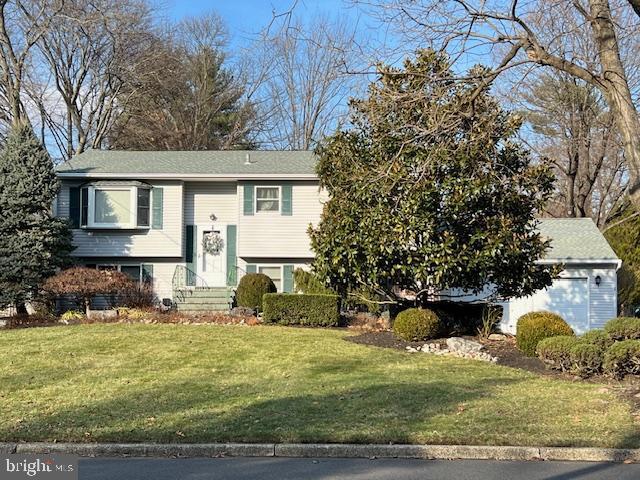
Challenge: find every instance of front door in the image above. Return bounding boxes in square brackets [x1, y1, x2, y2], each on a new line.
[196, 224, 227, 287]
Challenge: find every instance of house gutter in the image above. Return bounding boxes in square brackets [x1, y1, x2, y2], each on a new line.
[56, 173, 319, 181]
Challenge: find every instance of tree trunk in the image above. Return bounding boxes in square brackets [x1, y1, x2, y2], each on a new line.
[589, 0, 640, 207]
[15, 302, 28, 316]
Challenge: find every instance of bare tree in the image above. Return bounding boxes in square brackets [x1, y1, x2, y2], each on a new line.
[253, 14, 360, 150]
[24, 0, 155, 159]
[0, 0, 61, 127]
[358, 0, 640, 207]
[521, 72, 627, 226]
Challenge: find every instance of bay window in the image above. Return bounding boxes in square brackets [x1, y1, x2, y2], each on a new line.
[80, 183, 151, 229]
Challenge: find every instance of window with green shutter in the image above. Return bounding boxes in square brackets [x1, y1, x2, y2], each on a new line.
[243, 184, 254, 216]
[281, 184, 292, 215]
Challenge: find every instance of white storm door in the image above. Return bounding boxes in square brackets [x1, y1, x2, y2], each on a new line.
[196, 225, 227, 287]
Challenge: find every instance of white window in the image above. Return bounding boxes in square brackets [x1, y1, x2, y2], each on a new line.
[255, 186, 280, 213]
[95, 189, 131, 225]
[81, 185, 150, 229]
[259, 265, 282, 292]
[97, 264, 143, 283]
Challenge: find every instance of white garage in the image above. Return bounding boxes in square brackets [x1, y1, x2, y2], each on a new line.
[499, 218, 621, 334]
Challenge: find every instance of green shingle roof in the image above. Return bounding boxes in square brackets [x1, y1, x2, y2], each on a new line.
[538, 218, 618, 261]
[56, 150, 317, 177]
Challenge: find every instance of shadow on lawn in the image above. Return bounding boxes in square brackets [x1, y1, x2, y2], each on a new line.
[1, 378, 522, 444]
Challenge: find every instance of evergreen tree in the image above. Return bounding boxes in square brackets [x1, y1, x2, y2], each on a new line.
[310, 50, 557, 304]
[604, 201, 640, 315]
[0, 122, 74, 312]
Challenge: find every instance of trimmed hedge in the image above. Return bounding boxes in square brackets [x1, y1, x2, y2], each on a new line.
[516, 311, 574, 356]
[262, 293, 340, 327]
[393, 308, 442, 342]
[604, 317, 640, 341]
[603, 339, 640, 379]
[536, 335, 578, 371]
[578, 329, 613, 351]
[236, 273, 276, 312]
[570, 343, 603, 378]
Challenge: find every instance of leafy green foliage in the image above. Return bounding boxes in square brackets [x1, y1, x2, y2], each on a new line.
[393, 308, 442, 341]
[570, 343, 604, 378]
[310, 50, 556, 303]
[516, 311, 574, 356]
[578, 329, 613, 351]
[604, 317, 640, 341]
[603, 340, 640, 379]
[0, 122, 74, 309]
[536, 335, 578, 371]
[293, 268, 334, 294]
[235, 273, 276, 312]
[604, 203, 640, 315]
[262, 294, 340, 327]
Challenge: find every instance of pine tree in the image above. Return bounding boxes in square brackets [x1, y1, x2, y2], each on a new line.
[0, 122, 74, 312]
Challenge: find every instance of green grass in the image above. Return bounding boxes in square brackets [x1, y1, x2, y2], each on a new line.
[0, 324, 638, 447]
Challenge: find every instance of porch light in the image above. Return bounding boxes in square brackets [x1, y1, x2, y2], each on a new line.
[595, 275, 601, 287]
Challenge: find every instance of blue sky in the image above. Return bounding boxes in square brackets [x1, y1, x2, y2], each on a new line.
[165, 0, 359, 45]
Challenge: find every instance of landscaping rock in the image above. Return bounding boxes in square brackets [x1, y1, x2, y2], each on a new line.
[230, 306, 255, 317]
[488, 333, 507, 341]
[446, 337, 484, 354]
[86, 309, 118, 321]
[407, 339, 498, 363]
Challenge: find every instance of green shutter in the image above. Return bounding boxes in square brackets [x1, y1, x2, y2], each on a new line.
[185, 225, 196, 286]
[281, 184, 292, 216]
[243, 183, 254, 216]
[283, 265, 294, 292]
[226, 224, 237, 286]
[152, 187, 163, 229]
[246, 264, 256, 274]
[142, 264, 154, 285]
[69, 187, 80, 228]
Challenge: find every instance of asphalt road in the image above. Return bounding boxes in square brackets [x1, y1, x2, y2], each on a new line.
[78, 457, 640, 480]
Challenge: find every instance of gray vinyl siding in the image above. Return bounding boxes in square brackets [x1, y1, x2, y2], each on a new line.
[238, 181, 327, 258]
[57, 180, 184, 257]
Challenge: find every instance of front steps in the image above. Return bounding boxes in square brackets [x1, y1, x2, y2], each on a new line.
[173, 287, 234, 313]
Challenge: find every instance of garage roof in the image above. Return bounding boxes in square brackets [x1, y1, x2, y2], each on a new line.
[538, 218, 619, 263]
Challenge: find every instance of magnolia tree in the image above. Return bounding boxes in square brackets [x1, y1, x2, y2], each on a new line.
[309, 50, 557, 305]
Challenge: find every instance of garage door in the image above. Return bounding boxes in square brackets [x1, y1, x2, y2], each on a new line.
[511, 278, 589, 334]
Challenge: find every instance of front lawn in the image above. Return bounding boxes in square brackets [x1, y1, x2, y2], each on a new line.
[0, 324, 638, 447]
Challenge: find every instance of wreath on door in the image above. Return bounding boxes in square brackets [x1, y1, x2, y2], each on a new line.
[202, 232, 224, 255]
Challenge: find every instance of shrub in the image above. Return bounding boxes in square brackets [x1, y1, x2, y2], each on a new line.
[293, 268, 334, 294]
[578, 329, 613, 350]
[536, 335, 578, 371]
[603, 340, 640, 378]
[393, 308, 442, 341]
[262, 293, 340, 327]
[235, 273, 276, 312]
[117, 307, 150, 320]
[516, 311, 574, 356]
[118, 282, 156, 309]
[477, 304, 502, 340]
[570, 343, 603, 378]
[42, 267, 134, 313]
[604, 317, 640, 341]
[59, 310, 85, 324]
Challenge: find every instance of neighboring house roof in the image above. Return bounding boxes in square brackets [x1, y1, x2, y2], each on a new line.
[56, 150, 318, 179]
[538, 218, 619, 264]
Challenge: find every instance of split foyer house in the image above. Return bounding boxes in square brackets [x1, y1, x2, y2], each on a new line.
[54, 150, 620, 333]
